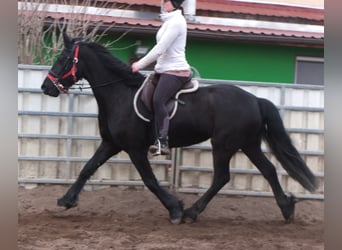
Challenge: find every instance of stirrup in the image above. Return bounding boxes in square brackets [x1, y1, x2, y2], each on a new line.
[149, 138, 170, 156]
[149, 140, 161, 156]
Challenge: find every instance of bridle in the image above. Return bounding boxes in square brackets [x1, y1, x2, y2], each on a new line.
[45, 42, 132, 93]
[46, 44, 80, 93]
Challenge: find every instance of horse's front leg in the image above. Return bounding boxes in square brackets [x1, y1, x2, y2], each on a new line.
[128, 150, 184, 224]
[58, 140, 119, 209]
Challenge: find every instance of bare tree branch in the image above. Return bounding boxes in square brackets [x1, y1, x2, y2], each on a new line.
[18, 0, 131, 65]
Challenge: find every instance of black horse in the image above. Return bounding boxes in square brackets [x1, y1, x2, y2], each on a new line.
[41, 33, 317, 224]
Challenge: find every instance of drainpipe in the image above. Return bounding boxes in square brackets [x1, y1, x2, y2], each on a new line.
[183, 0, 196, 22]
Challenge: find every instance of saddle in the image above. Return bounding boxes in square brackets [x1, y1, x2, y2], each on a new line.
[133, 73, 199, 122]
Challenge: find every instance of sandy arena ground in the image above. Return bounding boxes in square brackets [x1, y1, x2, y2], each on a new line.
[18, 185, 323, 250]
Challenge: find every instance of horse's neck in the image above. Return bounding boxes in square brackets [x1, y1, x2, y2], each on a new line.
[85, 73, 136, 112]
[83, 65, 127, 91]
[91, 78, 132, 98]
[80, 52, 140, 108]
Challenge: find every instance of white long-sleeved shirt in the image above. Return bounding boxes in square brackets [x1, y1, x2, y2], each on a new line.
[136, 9, 190, 73]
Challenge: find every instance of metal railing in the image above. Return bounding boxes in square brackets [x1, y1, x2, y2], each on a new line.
[18, 65, 324, 199]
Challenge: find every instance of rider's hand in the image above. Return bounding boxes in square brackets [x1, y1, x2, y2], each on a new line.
[131, 62, 140, 73]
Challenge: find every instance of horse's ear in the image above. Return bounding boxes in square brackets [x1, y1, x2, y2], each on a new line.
[62, 32, 73, 49]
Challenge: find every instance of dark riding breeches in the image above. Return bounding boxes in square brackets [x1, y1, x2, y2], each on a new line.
[152, 73, 191, 138]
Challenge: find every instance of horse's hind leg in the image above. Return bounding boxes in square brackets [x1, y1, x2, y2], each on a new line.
[183, 147, 235, 222]
[128, 150, 184, 224]
[242, 144, 295, 223]
[58, 140, 119, 209]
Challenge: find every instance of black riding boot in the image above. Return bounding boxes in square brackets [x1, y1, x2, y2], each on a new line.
[149, 136, 170, 156]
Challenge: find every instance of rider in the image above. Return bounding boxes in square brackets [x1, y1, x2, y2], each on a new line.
[131, 0, 191, 156]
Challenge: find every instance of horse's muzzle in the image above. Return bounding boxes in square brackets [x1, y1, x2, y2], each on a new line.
[41, 78, 60, 97]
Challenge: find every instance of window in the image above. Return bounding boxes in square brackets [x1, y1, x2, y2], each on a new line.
[295, 56, 324, 85]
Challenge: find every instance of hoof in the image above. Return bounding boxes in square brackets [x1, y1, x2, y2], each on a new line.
[183, 208, 198, 223]
[169, 200, 184, 225]
[57, 196, 78, 209]
[170, 217, 183, 225]
[183, 216, 196, 224]
[169, 210, 183, 225]
[284, 213, 295, 224]
[280, 194, 296, 223]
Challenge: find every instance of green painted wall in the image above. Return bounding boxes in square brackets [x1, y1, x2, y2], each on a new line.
[102, 34, 323, 84]
[186, 39, 323, 83]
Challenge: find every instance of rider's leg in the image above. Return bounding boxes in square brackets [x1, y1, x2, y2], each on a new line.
[149, 73, 189, 155]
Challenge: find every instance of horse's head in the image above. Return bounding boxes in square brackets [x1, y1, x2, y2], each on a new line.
[41, 33, 81, 97]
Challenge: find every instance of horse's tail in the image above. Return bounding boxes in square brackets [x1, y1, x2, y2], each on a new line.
[257, 98, 318, 192]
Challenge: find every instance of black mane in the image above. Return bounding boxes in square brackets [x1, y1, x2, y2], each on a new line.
[85, 41, 145, 86]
